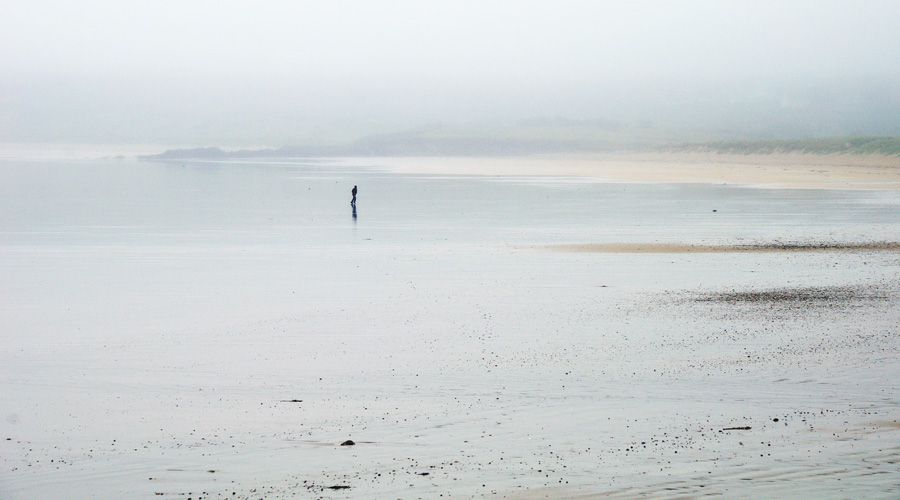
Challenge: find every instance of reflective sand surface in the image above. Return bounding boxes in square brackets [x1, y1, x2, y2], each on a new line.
[1, 156, 899, 499]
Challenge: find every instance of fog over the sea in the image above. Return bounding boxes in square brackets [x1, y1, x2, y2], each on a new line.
[2, 0, 900, 148]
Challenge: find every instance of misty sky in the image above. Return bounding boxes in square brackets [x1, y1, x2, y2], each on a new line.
[2, 0, 900, 147]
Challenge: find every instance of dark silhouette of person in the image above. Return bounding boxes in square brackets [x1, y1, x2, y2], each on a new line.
[351, 185, 357, 206]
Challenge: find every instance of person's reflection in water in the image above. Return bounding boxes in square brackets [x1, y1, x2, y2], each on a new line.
[352, 203, 357, 221]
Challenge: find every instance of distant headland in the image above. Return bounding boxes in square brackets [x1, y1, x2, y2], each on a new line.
[140, 133, 900, 160]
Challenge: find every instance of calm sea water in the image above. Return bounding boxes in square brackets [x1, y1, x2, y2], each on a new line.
[1, 156, 899, 499]
[2, 157, 897, 248]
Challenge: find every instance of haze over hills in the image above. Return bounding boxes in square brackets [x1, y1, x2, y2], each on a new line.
[144, 120, 683, 158]
[3, 2, 900, 156]
[7, 72, 897, 158]
[141, 81, 900, 159]
[9, 74, 900, 144]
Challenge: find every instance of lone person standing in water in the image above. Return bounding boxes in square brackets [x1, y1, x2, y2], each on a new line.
[351, 185, 357, 206]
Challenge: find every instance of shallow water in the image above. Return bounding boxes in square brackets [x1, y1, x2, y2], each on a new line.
[1, 156, 899, 499]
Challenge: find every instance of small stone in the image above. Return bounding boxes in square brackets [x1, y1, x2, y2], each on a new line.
[340, 440, 355, 446]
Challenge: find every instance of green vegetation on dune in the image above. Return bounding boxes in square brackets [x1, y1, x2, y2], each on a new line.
[668, 137, 900, 156]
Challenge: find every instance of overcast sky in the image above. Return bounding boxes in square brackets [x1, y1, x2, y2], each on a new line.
[2, 0, 900, 146]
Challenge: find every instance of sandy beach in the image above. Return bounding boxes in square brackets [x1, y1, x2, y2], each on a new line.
[375, 152, 900, 190]
[5, 0, 900, 497]
[1, 153, 899, 499]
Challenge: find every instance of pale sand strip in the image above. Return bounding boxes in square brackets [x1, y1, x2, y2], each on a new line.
[537, 242, 900, 253]
[374, 152, 900, 189]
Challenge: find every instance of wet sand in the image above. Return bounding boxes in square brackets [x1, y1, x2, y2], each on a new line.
[539, 241, 900, 253]
[2, 155, 900, 499]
